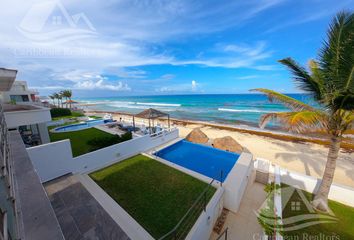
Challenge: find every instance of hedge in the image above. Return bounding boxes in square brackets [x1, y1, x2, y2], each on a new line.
[87, 132, 132, 151]
[50, 108, 72, 118]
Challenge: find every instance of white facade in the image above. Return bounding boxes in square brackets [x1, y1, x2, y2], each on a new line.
[27, 129, 180, 182]
[0, 80, 39, 103]
[0, 79, 52, 145]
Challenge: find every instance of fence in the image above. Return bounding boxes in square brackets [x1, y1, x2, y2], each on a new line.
[216, 227, 228, 240]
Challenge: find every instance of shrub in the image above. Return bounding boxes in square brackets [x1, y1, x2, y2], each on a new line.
[120, 131, 132, 142]
[87, 132, 132, 151]
[50, 108, 71, 118]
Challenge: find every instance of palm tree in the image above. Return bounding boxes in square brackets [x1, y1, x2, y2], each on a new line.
[58, 91, 64, 108]
[49, 94, 55, 107]
[62, 90, 73, 109]
[53, 93, 60, 108]
[251, 11, 354, 212]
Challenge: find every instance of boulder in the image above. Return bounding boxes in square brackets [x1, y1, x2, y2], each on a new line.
[186, 128, 209, 144]
[213, 136, 244, 153]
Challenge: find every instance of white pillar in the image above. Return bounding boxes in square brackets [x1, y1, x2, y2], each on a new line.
[37, 122, 50, 144]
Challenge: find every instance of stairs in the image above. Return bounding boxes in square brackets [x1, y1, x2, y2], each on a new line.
[213, 208, 229, 234]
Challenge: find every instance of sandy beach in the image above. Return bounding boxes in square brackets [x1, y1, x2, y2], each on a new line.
[87, 110, 354, 188]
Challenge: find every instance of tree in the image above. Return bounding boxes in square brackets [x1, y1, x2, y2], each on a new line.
[61, 90, 73, 109]
[58, 91, 63, 108]
[53, 92, 60, 107]
[251, 11, 354, 212]
[49, 94, 55, 107]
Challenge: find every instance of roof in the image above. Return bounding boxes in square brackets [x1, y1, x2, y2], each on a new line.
[64, 100, 78, 103]
[134, 108, 169, 119]
[0, 68, 17, 91]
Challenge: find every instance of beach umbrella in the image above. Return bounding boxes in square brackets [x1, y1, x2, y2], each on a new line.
[134, 108, 170, 133]
[64, 99, 78, 104]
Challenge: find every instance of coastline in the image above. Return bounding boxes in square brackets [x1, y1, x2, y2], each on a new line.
[83, 109, 354, 188]
[84, 109, 354, 151]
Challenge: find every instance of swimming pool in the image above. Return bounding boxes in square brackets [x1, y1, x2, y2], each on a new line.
[52, 119, 112, 132]
[154, 140, 239, 182]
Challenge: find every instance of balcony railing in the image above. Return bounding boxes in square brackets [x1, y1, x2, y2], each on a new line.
[0, 103, 19, 239]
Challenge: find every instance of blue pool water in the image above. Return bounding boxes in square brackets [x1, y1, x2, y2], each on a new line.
[154, 140, 239, 182]
[53, 119, 112, 132]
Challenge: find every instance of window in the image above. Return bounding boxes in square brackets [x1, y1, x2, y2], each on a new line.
[10, 95, 29, 102]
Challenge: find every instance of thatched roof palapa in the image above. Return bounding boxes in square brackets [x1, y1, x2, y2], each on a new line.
[213, 136, 244, 153]
[186, 128, 209, 144]
[134, 108, 169, 119]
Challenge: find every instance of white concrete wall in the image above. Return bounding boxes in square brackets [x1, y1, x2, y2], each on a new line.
[73, 129, 179, 173]
[186, 187, 224, 240]
[27, 140, 73, 182]
[27, 129, 179, 182]
[279, 168, 354, 207]
[5, 107, 51, 128]
[223, 152, 254, 213]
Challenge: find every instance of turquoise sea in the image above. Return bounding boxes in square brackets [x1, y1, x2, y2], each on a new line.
[78, 94, 314, 128]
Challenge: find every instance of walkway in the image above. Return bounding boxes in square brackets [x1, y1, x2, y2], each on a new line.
[44, 174, 130, 240]
[210, 182, 267, 240]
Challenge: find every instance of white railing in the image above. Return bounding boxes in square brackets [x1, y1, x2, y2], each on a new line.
[0, 103, 20, 239]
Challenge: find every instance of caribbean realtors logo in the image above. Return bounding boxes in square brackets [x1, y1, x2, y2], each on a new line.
[255, 185, 338, 235]
[17, 0, 97, 44]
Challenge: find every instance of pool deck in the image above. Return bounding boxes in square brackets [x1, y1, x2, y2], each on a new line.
[44, 174, 130, 240]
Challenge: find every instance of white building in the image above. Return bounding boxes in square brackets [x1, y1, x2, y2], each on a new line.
[0, 80, 39, 103]
[0, 68, 51, 146]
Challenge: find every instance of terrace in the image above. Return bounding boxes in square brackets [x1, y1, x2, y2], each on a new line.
[89, 154, 216, 239]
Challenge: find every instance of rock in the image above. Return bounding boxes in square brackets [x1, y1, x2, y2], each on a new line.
[213, 136, 244, 153]
[186, 128, 209, 144]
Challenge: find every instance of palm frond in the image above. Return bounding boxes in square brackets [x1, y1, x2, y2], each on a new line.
[259, 111, 328, 133]
[279, 58, 323, 101]
[319, 11, 354, 97]
[250, 88, 315, 111]
[339, 110, 354, 133]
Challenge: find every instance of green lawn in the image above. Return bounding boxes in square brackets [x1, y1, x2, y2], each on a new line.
[49, 128, 113, 157]
[51, 111, 85, 121]
[281, 184, 354, 239]
[90, 155, 216, 238]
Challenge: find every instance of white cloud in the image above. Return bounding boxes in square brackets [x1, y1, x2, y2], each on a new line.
[156, 80, 200, 93]
[0, 0, 285, 94]
[74, 79, 131, 91]
[191, 80, 197, 91]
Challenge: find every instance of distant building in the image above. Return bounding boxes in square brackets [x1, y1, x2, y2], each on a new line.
[0, 80, 39, 103]
[0, 69, 51, 146]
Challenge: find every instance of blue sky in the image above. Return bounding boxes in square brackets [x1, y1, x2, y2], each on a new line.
[1, 0, 353, 97]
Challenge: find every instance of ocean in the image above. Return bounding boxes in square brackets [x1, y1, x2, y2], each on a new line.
[78, 94, 313, 128]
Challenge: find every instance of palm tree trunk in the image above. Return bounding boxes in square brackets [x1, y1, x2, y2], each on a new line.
[312, 136, 341, 212]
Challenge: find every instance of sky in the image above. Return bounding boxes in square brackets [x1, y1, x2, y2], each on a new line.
[1, 0, 353, 97]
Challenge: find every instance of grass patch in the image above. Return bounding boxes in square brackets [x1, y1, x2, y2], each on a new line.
[281, 184, 354, 239]
[90, 155, 216, 238]
[52, 111, 85, 121]
[49, 128, 114, 157]
[88, 115, 102, 119]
